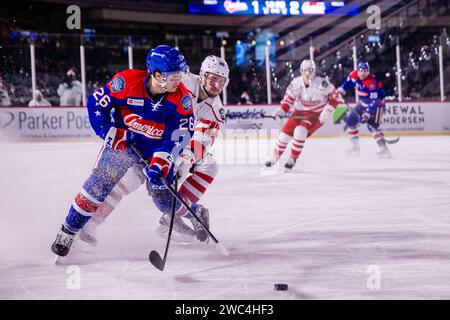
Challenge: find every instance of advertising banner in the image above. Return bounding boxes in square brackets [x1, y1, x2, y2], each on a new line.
[1, 102, 449, 141]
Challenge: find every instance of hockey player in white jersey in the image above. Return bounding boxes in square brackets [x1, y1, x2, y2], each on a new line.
[79, 55, 229, 244]
[265, 59, 343, 171]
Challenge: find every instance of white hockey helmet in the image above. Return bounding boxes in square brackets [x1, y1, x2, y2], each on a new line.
[300, 59, 316, 84]
[200, 55, 230, 87]
[300, 59, 316, 72]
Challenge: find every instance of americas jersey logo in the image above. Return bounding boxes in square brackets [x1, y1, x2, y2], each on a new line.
[123, 114, 165, 139]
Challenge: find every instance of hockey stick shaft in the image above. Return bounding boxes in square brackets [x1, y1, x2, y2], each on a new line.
[262, 115, 315, 120]
[149, 177, 178, 271]
[163, 178, 177, 262]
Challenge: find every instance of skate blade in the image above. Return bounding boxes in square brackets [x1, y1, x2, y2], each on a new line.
[260, 166, 282, 176]
[345, 150, 360, 157]
[54, 254, 68, 265]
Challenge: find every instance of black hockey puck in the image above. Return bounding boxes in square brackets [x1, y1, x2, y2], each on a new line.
[274, 283, 288, 291]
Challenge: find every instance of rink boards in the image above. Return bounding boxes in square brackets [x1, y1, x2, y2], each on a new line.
[1, 102, 449, 140]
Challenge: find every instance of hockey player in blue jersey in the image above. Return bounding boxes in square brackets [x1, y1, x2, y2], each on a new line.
[51, 45, 195, 257]
[338, 61, 391, 157]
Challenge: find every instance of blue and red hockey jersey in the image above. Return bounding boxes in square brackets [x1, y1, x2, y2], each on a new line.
[86, 69, 194, 168]
[339, 70, 386, 108]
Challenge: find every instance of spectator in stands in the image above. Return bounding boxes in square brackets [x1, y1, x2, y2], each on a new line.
[57, 67, 82, 106]
[0, 78, 12, 107]
[28, 89, 52, 107]
[239, 90, 252, 104]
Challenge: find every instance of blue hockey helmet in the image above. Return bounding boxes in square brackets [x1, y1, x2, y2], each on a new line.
[357, 61, 370, 71]
[146, 45, 187, 76]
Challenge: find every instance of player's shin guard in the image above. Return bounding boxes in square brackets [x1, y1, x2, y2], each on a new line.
[175, 171, 214, 218]
[175, 172, 213, 242]
[266, 132, 292, 167]
[52, 190, 101, 256]
[65, 190, 102, 233]
[372, 131, 391, 157]
[285, 126, 307, 171]
[347, 127, 360, 154]
[274, 132, 291, 158]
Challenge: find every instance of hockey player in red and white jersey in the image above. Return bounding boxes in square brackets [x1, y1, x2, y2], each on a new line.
[265, 59, 342, 171]
[79, 55, 229, 245]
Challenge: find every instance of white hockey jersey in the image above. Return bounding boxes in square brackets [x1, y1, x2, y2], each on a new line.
[280, 76, 341, 113]
[181, 72, 225, 162]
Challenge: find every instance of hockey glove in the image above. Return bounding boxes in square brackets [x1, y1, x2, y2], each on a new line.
[272, 108, 286, 120]
[144, 152, 174, 186]
[361, 112, 371, 122]
[319, 105, 335, 123]
[175, 151, 194, 181]
[104, 127, 131, 151]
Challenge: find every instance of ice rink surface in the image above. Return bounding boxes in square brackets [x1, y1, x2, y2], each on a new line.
[1, 135, 450, 299]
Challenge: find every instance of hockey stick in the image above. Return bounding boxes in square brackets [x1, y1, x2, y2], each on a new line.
[366, 123, 400, 144]
[339, 104, 400, 145]
[262, 115, 316, 120]
[129, 144, 229, 258]
[149, 177, 178, 271]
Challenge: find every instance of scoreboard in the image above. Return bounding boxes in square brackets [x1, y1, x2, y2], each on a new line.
[188, 1, 360, 16]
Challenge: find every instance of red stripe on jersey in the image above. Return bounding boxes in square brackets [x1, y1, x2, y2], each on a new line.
[75, 193, 99, 213]
[375, 107, 382, 124]
[116, 181, 130, 195]
[109, 190, 122, 202]
[189, 140, 206, 161]
[186, 176, 207, 194]
[193, 171, 215, 184]
[179, 185, 199, 203]
[194, 120, 220, 133]
[204, 102, 224, 124]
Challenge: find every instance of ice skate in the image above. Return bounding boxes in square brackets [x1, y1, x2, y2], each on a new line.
[377, 146, 392, 159]
[346, 136, 360, 156]
[264, 157, 278, 168]
[376, 137, 392, 158]
[190, 204, 210, 242]
[79, 219, 99, 246]
[284, 157, 296, 172]
[345, 145, 360, 156]
[156, 213, 195, 244]
[51, 225, 76, 258]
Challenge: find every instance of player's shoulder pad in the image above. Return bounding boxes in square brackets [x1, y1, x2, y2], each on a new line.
[166, 82, 194, 116]
[287, 76, 301, 90]
[349, 70, 359, 80]
[181, 72, 200, 88]
[209, 96, 226, 122]
[368, 73, 379, 82]
[108, 69, 147, 94]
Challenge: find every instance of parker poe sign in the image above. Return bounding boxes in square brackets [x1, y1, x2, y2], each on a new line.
[0, 107, 94, 140]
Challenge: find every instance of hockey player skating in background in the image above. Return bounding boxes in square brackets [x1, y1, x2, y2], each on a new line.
[265, 59, 342, 171]
[79, 55, 229, 245]
[338, 61, 390, 157]
[51, 45, 194, 257]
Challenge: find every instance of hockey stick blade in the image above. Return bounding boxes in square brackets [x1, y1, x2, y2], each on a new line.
[149, 250, 165, 271]
[262, 115, 315, 120]
[215, 242, 229, 257]
[385, 136, 400, 145]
